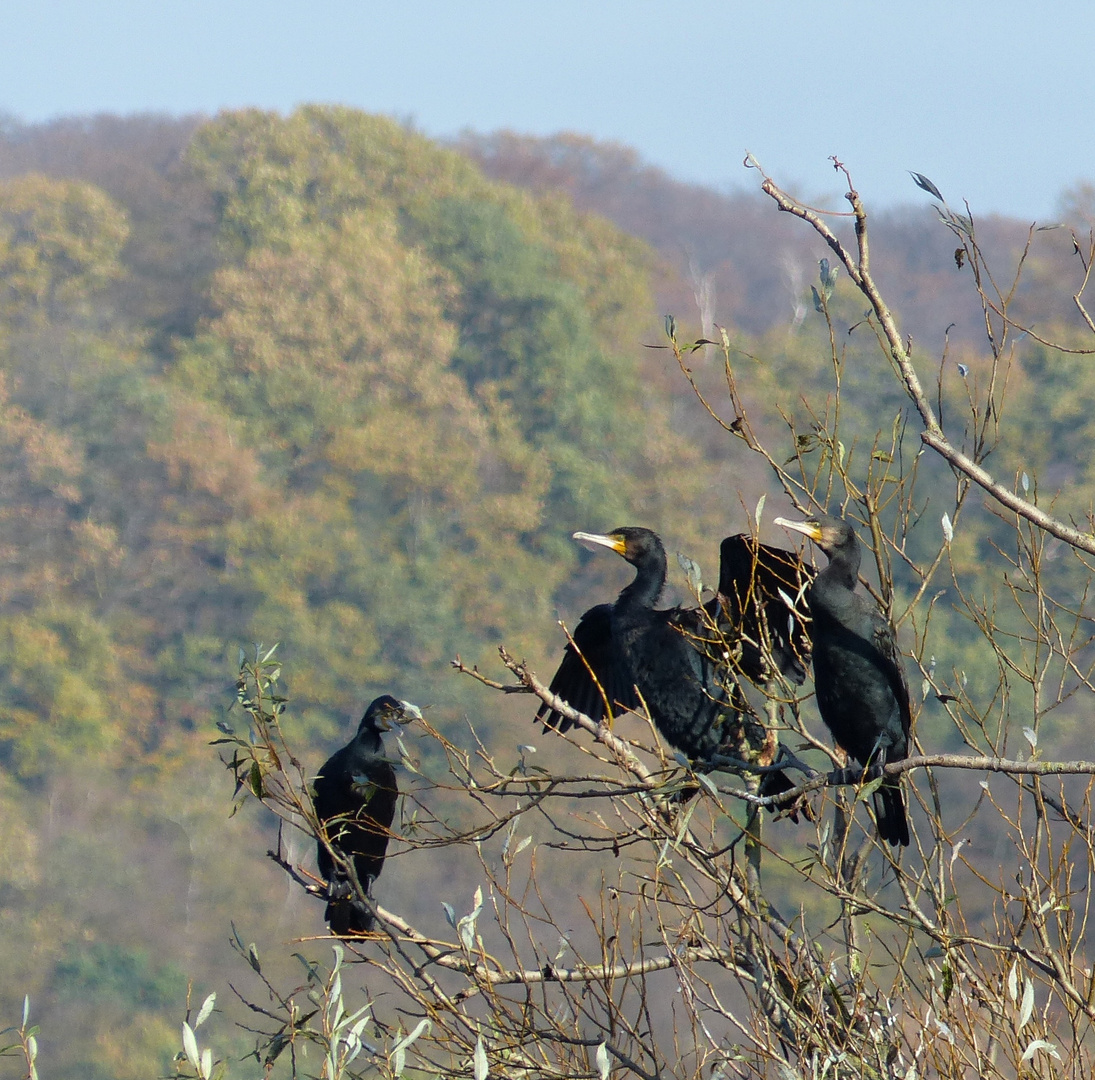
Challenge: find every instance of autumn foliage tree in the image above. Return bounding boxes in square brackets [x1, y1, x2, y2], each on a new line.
[192, 152, 1095, 1080]
[0, 109, 718, 1078]
[3, 110, 1095, 1079]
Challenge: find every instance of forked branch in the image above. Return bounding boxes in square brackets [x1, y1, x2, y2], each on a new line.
[755, 166, 1095, 555]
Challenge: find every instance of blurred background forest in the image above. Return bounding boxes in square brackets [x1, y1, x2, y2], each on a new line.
[0, 107, 1094, 1078]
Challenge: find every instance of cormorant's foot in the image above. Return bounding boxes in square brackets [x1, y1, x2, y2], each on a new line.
[348, 899, 376, 934]
[326, 876, 352, 903]
[758, 768, 814, 823]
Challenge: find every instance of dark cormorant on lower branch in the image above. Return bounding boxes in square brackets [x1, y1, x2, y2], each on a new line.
[536, 527, 811, 762]
[774, 513, 911, 847]
[314, 695, 420, 935]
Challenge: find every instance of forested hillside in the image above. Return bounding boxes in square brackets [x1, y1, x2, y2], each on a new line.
[0, 110, 1093, 1078]
[459, 130, 1089, 347]
[0, 109, 723, 1077]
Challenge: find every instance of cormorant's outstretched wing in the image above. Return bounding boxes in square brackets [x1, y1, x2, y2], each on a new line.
[537, 604, 640, 732]
[713, 534, 813, 685]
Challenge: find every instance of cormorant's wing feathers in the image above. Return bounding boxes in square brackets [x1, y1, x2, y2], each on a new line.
[537, 604, 640, 732]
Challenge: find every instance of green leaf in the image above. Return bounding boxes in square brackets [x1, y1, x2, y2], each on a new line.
[676, 552, 703, 597]
[596, 1041, 611, 1080]
[1021, 1039, 1061, 1063]
[458, 886, 484, 951]
[909, 171, 945, 201]
[696, 773, 719, 797]
[855, 774, 886, 801]
[1018, 977, 1035, 1029]
[195, 992, 216, 1029]
[474, 1035, 488, 1080]
[391, 1018, 430, 1055]
[248, 761, 264, 799]
[182, 1022, 200, 1069]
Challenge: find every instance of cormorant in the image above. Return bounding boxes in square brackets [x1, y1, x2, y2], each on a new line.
[537, 527, 810, 762]
[537, 529, 812, 739]
[773, 513, 911, 847]
[313, 695, 420, 935]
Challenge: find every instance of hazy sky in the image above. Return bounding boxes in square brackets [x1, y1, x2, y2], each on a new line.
[3, 1, 1090, 220]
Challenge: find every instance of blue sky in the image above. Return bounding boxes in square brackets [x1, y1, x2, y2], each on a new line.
[3, 0, 1090, 220]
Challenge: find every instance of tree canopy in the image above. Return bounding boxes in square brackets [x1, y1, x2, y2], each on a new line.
[1, 110, 1095, 1078]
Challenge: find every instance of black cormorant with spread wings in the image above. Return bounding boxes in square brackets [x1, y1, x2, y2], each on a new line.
[536, 527, 811, 761]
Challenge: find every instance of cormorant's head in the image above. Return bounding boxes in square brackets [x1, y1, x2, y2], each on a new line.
[772, 514, 856, 560]
[573, 527, 665, 567]
[358, 695, 423, 735]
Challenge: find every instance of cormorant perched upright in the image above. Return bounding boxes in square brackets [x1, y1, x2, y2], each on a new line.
[313, 695, 420, 935]
[773, 513, 911, 847]
[537, 529, 812, 741]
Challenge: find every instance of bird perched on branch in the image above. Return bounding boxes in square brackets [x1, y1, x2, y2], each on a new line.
[313, 695, 420, 935]
[536, 527, 811, 762]
[773, 513, 911, 846]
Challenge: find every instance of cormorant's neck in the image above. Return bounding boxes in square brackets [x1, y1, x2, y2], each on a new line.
[353, 727, 384, 755]
[617, 549, 666, 611]
[820, 539, 860, 591]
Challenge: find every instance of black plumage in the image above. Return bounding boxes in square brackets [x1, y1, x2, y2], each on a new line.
[713, 533, 813, 686]
[567, 527, 734, 758]
[535, 600, 642, 730]
[774, 513, 911, 847]
[539, 527, 811, 762]
[537, 529, 812, 743]
[313, 695, 419, 935]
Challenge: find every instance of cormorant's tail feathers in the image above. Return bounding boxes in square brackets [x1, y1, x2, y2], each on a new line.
[873, 781, 909, 847]
[324, 876, 378, 936]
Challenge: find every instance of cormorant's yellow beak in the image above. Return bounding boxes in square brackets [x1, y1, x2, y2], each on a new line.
[573, 531, 628, 556]
[772, 517, 823, 543]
